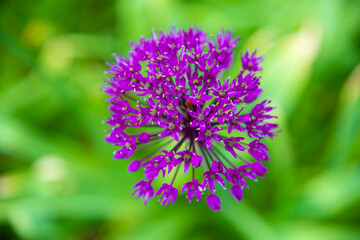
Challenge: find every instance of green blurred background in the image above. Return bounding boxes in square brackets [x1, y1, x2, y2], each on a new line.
[1, 0, 360, 239]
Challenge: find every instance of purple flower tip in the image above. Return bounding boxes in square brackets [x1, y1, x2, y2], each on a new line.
[131, 180, 154, 205]
[230, 185, 243, 202]
[128, 160, 142, 172]
[103, 26, 278, 211]
[182, 179, 202, 203]
[210, 161, 223, 173]
[155, 183, 178, 206]
[206, 194, 222, 212]
[138, 132, 151, 143]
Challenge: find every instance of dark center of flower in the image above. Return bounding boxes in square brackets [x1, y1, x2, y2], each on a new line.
[167, 103, 174, 110]
[144, 82, 151, 89]
[156, 88, 163, 95]
[219, 89, 226, 96]
[184, 154, 191, 161]
[168, 122, 176, 130]
[198, 114, 204, 121]
[205, 130, 212, 137]
[137, 113, 143, 121]
[150, 108, 157, 116]
[125, 142, 131, 149]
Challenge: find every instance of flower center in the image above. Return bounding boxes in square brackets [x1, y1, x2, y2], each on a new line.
[169, 122, 176, 130]
[205, 130, 212, 137]
[184, 154, 191, 161]
[150, 108, 157, 116]
[167, 103, 174, 110]
[156, 88, 163, 95]
[137, 113, 143, 121]
[144, 82, 151, 89]
[131, 78, 138, 83]
[165, 156, 171, 163]
[198, 114, 204, 121]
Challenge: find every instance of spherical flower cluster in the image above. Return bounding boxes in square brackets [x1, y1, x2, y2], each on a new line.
[103, 27, 278, 212]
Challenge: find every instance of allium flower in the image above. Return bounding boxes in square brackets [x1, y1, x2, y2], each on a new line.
[103, 27, 278, 212]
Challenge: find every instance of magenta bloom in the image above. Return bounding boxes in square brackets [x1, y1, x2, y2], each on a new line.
[182, 179, 202, 203]
[155, 183, 178, 206]
[103, 27, 278, 212]
[206, 194, 222, 212]
[131, 180, 154, 205]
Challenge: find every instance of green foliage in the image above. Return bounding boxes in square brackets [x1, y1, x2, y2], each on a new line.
[0, 0, 359, 239]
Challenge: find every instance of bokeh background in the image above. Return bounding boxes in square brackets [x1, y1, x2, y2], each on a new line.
[1, 0, 360, 239]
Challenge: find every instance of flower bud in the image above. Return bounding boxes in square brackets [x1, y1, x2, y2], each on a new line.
[210, 161, 223, 173]
[138, 132, 151, 143]
[230, 185, 243, 202]
[251, 161, 268, 178]
[128, 160, 141, 172]
[206, 194, 222, 212]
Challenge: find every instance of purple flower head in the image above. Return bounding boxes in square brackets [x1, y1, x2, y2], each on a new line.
[196, 124, 222, 150]
[248, 140, 269, 161]
[103, 27, 278, 211]
[175, 149, 202, 174]
[113, 135, 137, 159]
[210, 161, 224, 173]
[128, 160, 142, 172]
[224, 137, 246, 158]
[251, 161, 269, 178]
[188, 105, 211, 131]
[206, 194, 222, 212]
[241, 49, 263, 72]
[155, 183, 178, 206]
[225, 168, 247, 188]
[131, 180, 154, 205]
[182, 179, 203, 203]
[138, 132, 151, 143]
[158, 116, 183, 141]
[230, 185, 243, 202]
[203, 170, 226, 193]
